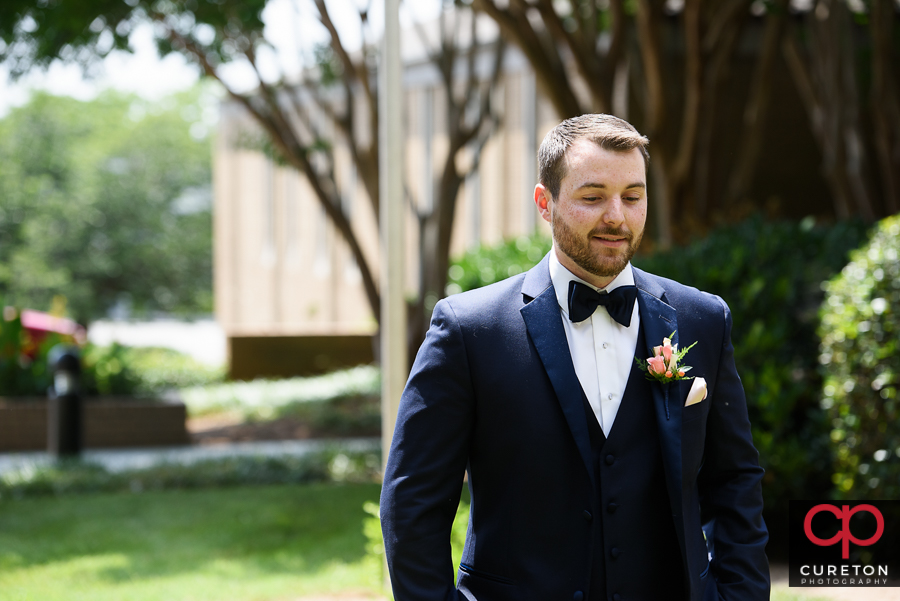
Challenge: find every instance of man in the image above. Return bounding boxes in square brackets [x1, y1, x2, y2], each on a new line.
[381, 114, 769, 601]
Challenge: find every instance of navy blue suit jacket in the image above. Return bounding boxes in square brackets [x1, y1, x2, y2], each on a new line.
[381, 255, 769, 600]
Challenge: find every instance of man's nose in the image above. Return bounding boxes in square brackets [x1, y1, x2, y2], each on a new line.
[603, 197, 625, 226]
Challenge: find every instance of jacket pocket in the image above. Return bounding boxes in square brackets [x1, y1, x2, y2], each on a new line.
[699, 561, 710, 579]
[699, 563, 723, 601]
[458, 563, 515, 585]
[682, 400, 707, 423]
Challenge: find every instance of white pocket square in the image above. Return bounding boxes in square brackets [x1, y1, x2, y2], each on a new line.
[685, 377, 707, 407]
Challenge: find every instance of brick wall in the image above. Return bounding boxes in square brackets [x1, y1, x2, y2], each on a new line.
[0, 398, 189, 451]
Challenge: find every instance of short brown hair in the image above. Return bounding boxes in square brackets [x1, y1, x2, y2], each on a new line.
[538, 114, 650, 199]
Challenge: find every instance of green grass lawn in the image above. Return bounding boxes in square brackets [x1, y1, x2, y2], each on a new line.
[772, 589, 834, 601]
[0, 482, 383, 601]
[0, 480, 839, 601]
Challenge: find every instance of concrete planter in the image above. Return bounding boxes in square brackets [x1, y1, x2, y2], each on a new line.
[0, 397, 189, 451]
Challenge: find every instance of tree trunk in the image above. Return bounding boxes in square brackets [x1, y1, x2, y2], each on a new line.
[870, 0, 900, 215]
[404, 14, 506, 359]
[782, 1, 876, 221]
[159, 13, 385, 323]
[472, 0, 582, 118]
[725, 0, 787, 209]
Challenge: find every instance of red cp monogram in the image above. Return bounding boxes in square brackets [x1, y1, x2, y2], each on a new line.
[803, 504, 885, 559]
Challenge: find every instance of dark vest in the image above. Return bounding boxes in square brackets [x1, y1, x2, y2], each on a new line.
[582, 328, 685, 601]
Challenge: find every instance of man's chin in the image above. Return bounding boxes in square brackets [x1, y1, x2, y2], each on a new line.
[592, 244, 638, 275]
[578, 257, 630, 280]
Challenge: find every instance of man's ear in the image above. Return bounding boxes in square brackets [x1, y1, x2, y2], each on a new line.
[534, 184, 552, 224]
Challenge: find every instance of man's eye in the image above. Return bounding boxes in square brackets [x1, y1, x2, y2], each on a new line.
[625, 196, 640, 202]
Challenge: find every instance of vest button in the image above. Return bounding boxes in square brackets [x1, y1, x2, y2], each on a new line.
[605, 454, 615, 465]
[582, 510, 592, 522]
[573, 591, 584, 601]
[611, 547, 621, 559]
[607, 502, 618, 514]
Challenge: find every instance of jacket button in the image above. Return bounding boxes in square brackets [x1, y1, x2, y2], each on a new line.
[573, 591, 584, 601]
[605, 454, 615, 465]
[607, 502, 617, 514]
[583, 510, 592, 522]
[611, 547, 621, 559]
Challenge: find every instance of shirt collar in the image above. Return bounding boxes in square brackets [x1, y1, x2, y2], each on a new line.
[549, 250, 635, 317]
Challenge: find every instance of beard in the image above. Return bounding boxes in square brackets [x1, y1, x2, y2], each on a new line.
[551, 210, 643, 280]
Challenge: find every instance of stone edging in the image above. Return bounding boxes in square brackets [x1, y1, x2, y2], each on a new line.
[0, 397, 189, 451]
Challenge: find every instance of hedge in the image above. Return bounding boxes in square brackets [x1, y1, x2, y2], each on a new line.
[819, 213, 900, 499]
[635, 217, 872, 515]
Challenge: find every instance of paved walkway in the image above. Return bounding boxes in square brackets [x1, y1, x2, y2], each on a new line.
[0, 437, 380, 476]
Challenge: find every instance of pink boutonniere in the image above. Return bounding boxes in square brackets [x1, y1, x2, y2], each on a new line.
[636, 332, 697, 384]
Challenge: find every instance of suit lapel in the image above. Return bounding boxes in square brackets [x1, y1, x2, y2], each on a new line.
[520, 255, 596, 489]
[633, 268, 687, 555]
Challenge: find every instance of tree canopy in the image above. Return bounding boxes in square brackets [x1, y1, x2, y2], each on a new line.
[6, 0, 896, 345]
[0, 86, 214, 322]
[0, 0, 265, 79]
[469, 0, 900, 245]
[1, 0, 505, 355]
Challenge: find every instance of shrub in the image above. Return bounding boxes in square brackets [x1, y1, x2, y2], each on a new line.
[295, 394, 381, 436]
[636, 216, 870, 521]
[80, 342, 144, 396]
[447, 234, 551, 295]
[0, 310, 62, 396]
[819, 214, 900, 499]
[81, 343, 224, 397]
[180, 365, 379, 419]
[0, 302, 222, 399]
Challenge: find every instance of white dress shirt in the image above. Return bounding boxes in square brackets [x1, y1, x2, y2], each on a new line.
[549, 251, 640, 436]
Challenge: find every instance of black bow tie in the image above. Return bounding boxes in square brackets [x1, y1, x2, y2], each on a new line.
[567, 280, 638, 327]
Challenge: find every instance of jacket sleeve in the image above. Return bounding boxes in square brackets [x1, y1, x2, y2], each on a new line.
[380, 299, 474, 601]
[697, 296, 770, 601]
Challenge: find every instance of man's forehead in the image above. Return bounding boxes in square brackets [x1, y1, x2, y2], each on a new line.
[562, 141, 646, 182]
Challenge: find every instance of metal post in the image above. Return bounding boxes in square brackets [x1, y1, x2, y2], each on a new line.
[380, 0, 406, 472]
[47, 345, 82, 458]
[380, 0, 405, 593]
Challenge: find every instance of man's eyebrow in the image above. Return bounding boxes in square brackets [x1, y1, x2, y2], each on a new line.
[575, 182, 646, 190]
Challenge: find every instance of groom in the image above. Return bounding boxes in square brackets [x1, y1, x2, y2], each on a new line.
[380, 114, 769, 601]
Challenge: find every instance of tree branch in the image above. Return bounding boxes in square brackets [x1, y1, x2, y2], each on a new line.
[869, 0, 900, 213]
[726, 0, 787, 205]
[703, 0, 752, 52]
[606, 0, 628, 95]
[314, 0, 371, 105]
[471, 0, 583, 117]
[153, 12, 382, 320]
[694, 0, 746, 215]
[635, 0, 666, 138]
[532, 0, 608, 112]
[671, 0, 703, 187]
